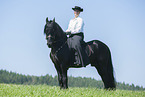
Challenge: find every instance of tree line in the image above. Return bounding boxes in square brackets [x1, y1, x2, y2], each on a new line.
[0, 69, 144, 91]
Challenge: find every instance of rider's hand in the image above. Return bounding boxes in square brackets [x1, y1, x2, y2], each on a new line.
[66, 32, 71, 35]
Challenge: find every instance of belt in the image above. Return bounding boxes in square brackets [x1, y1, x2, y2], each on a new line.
[69, 32, 84, 37]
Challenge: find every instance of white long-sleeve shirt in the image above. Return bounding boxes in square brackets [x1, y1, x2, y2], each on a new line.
[66, 17, 84, 34]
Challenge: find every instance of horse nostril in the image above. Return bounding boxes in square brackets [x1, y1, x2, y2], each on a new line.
[48, 35, 51, 38]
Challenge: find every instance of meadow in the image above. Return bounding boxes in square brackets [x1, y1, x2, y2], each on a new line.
[0, 84, 145, 97]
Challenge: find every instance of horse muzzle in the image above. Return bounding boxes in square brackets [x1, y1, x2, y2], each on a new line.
[47, 42, 52, 48]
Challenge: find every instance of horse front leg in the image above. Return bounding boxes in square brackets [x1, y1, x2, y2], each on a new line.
[57, 70, 63, 89]
[61, 68, 68, 89]
[50, 53, 63, 89]
[54, 65, 64, 89]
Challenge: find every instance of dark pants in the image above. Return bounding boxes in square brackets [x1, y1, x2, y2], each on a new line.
[69, 33, 89, 67]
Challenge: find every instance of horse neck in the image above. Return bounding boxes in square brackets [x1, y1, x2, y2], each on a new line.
[55, 23, 67, 41]
[51, 23, 67, 53]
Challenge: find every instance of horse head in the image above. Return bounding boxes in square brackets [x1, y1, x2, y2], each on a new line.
[44, 17, 57, 48]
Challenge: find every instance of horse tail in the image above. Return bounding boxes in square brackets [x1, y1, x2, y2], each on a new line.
[107, 49, 116, 89]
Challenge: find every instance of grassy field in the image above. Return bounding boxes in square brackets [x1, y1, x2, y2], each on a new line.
[0, 84, 145, 97]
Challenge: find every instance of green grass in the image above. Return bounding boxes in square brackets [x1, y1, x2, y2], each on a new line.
[0, 84, 145, 97]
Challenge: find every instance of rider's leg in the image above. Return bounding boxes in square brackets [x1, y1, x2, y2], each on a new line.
[72, 34, 89, 67]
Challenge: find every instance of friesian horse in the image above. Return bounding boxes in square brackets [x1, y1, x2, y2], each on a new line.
[44, 17, 116, 89]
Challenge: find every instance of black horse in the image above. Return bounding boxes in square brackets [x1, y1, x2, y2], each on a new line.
[44, 17, 116, 89]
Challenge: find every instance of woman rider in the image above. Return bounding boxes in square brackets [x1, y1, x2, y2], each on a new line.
[66, 6, 89, 67]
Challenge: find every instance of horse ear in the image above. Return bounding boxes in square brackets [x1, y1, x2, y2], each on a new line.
[53, 17, 55, 22]
[46, 17, 49, 23]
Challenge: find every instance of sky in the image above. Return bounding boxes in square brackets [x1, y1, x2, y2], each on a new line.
[0, 0, 145, 88]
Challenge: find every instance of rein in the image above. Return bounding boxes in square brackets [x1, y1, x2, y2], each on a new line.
[51, 38, 67, 55]
[50, 39, 67, 62]
[54, 40, 67, 54]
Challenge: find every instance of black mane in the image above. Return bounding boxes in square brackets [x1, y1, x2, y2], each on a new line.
[55, 22, 67, 40]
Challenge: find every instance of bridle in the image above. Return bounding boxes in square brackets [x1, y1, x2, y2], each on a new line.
[46, 29, 67, 55]
[45, 23, 68, 60]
